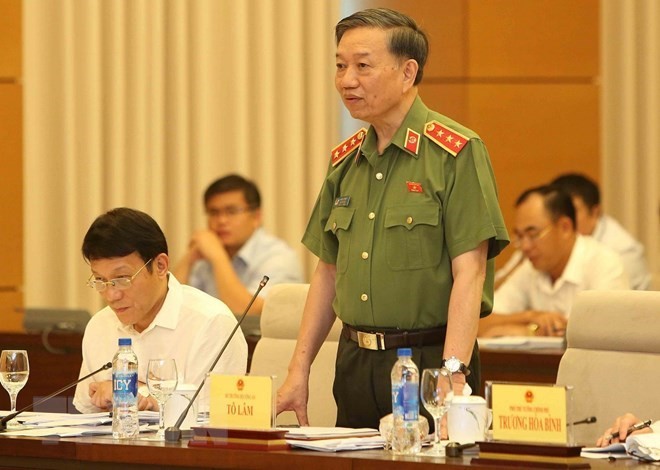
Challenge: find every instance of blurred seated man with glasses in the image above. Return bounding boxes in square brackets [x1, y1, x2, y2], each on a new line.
[73, 207, 247, 413]
[173, 174, 303, 315]
[478, 185, 630, 338]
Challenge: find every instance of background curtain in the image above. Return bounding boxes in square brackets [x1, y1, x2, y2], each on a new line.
[602, 0, 660, 282]
[24, 0, 341, 314]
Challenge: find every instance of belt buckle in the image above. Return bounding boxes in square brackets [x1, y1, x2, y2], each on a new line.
[357, 331, 385, 350]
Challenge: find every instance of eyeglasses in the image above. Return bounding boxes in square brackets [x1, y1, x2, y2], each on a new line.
[512, 225, 553, 248]
[86, 258, 153, 292]
[206, 206, 255, 218]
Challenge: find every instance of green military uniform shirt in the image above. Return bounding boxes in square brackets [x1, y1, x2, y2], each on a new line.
[303, 96, 509, 330]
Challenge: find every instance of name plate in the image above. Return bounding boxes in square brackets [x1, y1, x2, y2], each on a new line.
[209, 374, 274, 429]
[489, 383, 569, 444]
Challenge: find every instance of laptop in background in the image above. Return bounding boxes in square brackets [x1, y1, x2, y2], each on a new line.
[23, 308, 91, 334]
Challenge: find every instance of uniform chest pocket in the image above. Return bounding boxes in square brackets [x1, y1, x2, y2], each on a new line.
[384, 204, 443, 270]
[324, 207, 355, 274]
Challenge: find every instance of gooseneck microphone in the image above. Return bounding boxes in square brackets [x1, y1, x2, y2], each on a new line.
[165, 275, 269, 442]
[572, 416, 597, 426]
[0, 361, 112, 431]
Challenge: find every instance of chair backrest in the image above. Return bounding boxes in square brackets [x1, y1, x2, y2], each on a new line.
[556, 290, 660, 445]
[249, 283, 342, 427]
[651, 272, 660, 291]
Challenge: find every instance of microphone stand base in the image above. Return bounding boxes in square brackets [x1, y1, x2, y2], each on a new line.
[164, 427, 181, 442]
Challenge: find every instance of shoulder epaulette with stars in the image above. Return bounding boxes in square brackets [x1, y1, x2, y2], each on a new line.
[331, 128, 367, 166]
[424, 120, 470, 157]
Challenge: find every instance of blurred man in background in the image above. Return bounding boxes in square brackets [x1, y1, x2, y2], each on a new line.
[174, 174, 304, 315]
[495, 173, 650, 290]
[479, 185, 629, 338]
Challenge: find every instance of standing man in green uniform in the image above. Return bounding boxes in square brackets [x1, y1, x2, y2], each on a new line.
[277, 8, 509, 430]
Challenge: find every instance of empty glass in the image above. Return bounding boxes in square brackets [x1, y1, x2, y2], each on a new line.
[420, 367, 453, 456]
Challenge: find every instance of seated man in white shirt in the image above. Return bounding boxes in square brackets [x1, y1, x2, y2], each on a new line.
[479, 185, 630, 338]
[73, 207, 247, 413]
[496, 173, 651, 290]
[173, 174, 304, 315]
[551, 173, 650, 290]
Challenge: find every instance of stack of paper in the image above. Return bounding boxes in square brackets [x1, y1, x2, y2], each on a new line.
[581, 443, 630, 459]
[626, 433, 660, 461]
[284, 427, 379, 440]
[478, 336, 565, 350]
[283, 427, 384, 452]
[0, 411, 159, 437]
[287, 436, 386, 452]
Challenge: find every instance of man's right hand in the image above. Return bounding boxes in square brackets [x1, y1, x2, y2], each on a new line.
[530, 311, 567, 336]
[89, 380, 113, 410]
[190, 229, 227, 263]
[596, 413, 651, 447]
[276, 370, 310, 426]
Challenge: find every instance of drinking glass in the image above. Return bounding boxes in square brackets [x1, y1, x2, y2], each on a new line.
[420, 367, 453, 456]
[0, 350, 30, 429]
[147, 358, 178, 439]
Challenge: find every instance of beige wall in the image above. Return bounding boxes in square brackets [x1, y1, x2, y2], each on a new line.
[0, 0, 23, 331]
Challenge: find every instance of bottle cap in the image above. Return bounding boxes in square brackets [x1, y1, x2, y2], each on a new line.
[118, 338, 132, 346]
[397, 347, 412, 357]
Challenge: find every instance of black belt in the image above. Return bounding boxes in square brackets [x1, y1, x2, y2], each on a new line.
[342, 324, 446, 351]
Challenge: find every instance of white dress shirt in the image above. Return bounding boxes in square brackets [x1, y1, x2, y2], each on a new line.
[495, 214, 650, 290]
[73, 274, 247, 413]
[593, 215, 650, 290]
[494, 235, 630, 316]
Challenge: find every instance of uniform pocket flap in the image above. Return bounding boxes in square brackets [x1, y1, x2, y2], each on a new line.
[324, 207, 356, 233]
[384, 204, 439, 231]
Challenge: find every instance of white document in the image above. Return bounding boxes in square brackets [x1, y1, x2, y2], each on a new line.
[581, 443, 630, 459]
[287, 436, 386, 452]
[2, 425, 114, 437]
[20, 412, 112, 426]
[478, 336, 565, 350]
[3, 423, 152, 438]
[283, 426, 379, 440]
[626, 433, 660, 461]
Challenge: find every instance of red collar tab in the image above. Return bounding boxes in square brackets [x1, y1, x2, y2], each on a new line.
[404, 128, 421, 155]
[424, 121, 469, 157]
[331, 128, 367, 167]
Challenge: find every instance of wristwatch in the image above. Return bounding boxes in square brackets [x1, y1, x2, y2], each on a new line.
[442, 356, 470, 376]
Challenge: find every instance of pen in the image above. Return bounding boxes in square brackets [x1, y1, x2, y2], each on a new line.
[607, 419, 653, 441]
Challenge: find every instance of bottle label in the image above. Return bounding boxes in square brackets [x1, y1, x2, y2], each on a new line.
[402, 381, 419, 421]
[392, 381, 419, 422]
[113, 372, 138, 403]
[392, 382, 404, 417]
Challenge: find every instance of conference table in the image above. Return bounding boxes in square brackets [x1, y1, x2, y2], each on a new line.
[0, 331, 563, 411]
[0, 434, 654, 469]
[0, 331, 647, 469]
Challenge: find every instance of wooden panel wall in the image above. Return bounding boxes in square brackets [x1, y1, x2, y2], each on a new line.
[0, 0, 24, 331]
[352, 0, 600, 265]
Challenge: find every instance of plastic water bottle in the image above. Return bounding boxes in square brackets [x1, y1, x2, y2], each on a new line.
[112, 337, 139, 439]
[390, 347, 421, 454]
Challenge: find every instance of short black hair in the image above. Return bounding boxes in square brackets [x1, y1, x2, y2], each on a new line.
[516, 185, 576, 229]
[550, 173, 600, 210]
[82, 207, 168, 267]
[203, 174, 261, 209]
[335, 8, 429, 86]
